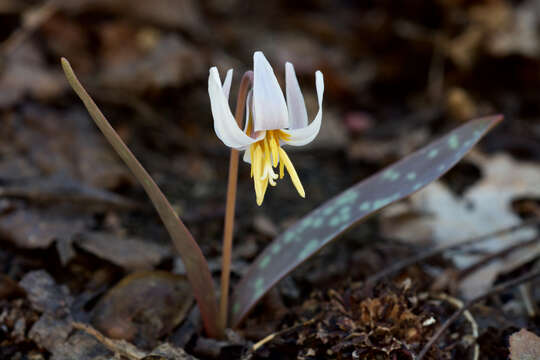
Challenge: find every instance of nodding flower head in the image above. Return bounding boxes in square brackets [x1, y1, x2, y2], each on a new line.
[208, 51, 324, 205]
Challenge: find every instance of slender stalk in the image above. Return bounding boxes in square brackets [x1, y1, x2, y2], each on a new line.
[218, 71, 253, 334]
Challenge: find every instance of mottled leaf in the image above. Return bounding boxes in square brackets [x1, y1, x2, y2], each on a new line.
[231, 115, 502, 326]
[61, 58, 219, 338]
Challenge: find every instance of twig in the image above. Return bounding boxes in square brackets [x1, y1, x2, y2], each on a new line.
[519, 283, 536, 317]
[219, 71, 253, 335]
[251, 318, 317, 352]
[433, 293, 478, 360]
[0, 0, 58, 56]
[417, 267, 540, 360]
[458, 237, 540, 279]
[365, 218, 540, 287]
[72, 322, 146, 360]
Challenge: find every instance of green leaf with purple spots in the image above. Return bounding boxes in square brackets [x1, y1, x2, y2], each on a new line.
[230, 115, 503, 326]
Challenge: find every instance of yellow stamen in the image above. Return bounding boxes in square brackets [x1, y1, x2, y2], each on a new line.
[262, 137, 271, 178]
[246, 130, 306, 205]
[278, 146, 305, 198]
[269, 132, 279, 167]
[252, 144, 265, 204]
[250, 149, 253, 178]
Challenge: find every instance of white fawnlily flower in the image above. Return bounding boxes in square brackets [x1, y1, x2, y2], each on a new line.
[208, 51, 324, 205]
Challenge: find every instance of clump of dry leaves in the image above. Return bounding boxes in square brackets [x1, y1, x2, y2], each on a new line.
[268, 281, 469, 360]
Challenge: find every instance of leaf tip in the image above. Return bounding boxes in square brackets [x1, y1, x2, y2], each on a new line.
[60, 57, 71, 72]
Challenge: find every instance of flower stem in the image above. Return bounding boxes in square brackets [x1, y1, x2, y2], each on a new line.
[218, 71, 253, 335]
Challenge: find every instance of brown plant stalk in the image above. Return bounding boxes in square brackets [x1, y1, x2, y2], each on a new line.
[218, 71, 253, 334]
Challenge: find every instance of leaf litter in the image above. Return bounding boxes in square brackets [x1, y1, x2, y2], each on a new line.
[380, 153, 540, 299]
[1, 0, 540, 359]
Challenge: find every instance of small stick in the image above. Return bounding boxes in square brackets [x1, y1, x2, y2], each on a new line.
[434, 293, 479, 360]
[519, 283, 536, 317]
[458, 237, 540, 279]
[72, 322, 146, 360]
[0, 0, 58, 56]
[218, 71, 253, 335]
[252, 318, 317, 352]
[417, 267, 540, 360]
[365, 218, 540, 287]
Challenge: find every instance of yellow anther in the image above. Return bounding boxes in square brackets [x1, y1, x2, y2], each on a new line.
[248, 130, 305, 205]
[278, 147, 305, 198]
[269, 131, 279, 167]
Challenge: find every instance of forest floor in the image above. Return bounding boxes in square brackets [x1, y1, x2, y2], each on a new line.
[1, 1, 540, 359]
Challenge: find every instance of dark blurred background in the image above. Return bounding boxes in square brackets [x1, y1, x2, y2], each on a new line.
[1, 0, 540, 250]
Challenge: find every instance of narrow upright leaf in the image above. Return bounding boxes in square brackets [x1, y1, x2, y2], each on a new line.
[61, 58, 220, 338]
[231, 115, 502, 326]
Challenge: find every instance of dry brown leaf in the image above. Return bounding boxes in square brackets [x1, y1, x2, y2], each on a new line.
[486, 0, 540, 57]
[380, 153, 540, 298]
[97, 34, 204, 93]
[75, 232, 170, 270]
[0, 207, 87, 250]
[0, 42, 65, 108]
[58, 0, 203, 32]
[91, 271, 193, 349]
[509, 329, 540, 360]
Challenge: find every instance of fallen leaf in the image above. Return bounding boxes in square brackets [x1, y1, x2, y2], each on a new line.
[97, 34, 204, 93]
[19, 270, 73, 314]
[486, 0, 540, 57]
[145, 343, 196, 360]
[0, 42, 65, 108]
[51, 331, 112, 360]
[75, 232, 170, 270]
[381, 153, 540, 298]
[18, 106, 133, 190]
[0, 207, 86, 250]
[0, 175, 137, 210]
[59, 0, 204, 33]
[509, 329, 540, 360]
[91, 271, 193, 349]
[19, 271, 76, 356]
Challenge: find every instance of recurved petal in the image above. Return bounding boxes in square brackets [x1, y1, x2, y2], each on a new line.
[244, 90, 253, 133]
[209, 67, 258, 149]
[285, 62, 308, 130]
[222, 69, 233, 100]
[253, 51, 289, 131]
[282, 71, 324, 146]
[243, 147, 251, 163]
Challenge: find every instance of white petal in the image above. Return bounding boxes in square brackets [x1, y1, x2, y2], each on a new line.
[285, 62, 308, 130]
[209, 67, 259, 149]
[253, 51, 288, 131]
[282, 71, 324, 146]
[222, 69, 233, 100]
[243, 148, 252, 163]
[243, 90, 253, 134]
